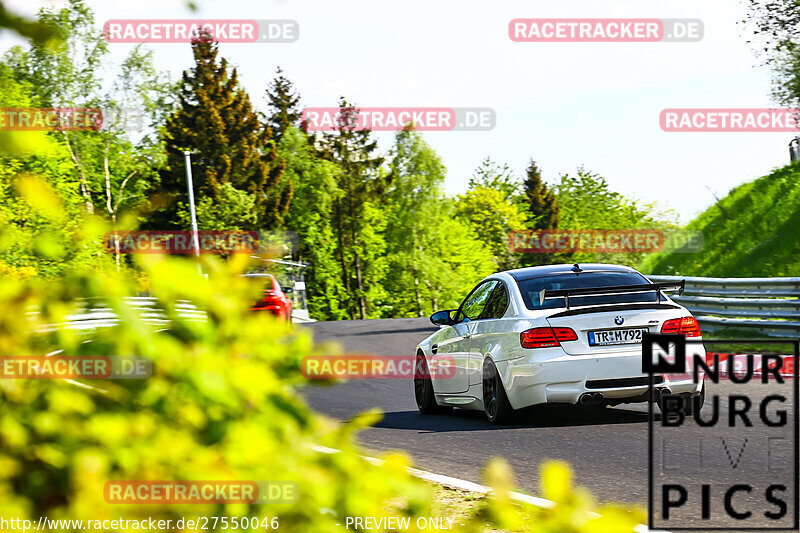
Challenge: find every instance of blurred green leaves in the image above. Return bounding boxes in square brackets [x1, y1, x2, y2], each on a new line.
[0, 177, 435, 531]
[0, 177, 647, 531]
[0, 2, 59, 45]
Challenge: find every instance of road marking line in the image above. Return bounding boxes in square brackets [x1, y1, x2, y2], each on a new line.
[311, 444, 664, 532]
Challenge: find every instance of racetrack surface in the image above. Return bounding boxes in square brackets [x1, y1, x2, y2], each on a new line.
[302, 318, 797, 521]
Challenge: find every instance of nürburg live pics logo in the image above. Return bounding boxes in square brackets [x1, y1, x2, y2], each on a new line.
[643, 333, 799, 530]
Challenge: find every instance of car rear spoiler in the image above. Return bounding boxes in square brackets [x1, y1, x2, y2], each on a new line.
[538, 281, 685, 310]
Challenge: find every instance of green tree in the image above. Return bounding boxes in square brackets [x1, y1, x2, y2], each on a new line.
[518, 160, 560, 267]
[156, 32, 291, 230]
[0, 1, 57, 45]
[265, 67, 302, 143]
[468, 156, 520, 201]
[454, 186, 527, 271]
[745, 0, 800, 106]
[6, 0, 109, 215]
[382, 128, 495, 316]
[0, 65, 106, 279]
[4, 1, 174, 270]
[280, 126, 349, 320]
[317, 98, 388, 319]
[522, 160, 559, 230]
[0, 177, 645, 533]
[555, 168, 677, 266]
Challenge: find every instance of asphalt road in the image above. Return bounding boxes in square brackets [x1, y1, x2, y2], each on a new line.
[302, 318, 797, 529]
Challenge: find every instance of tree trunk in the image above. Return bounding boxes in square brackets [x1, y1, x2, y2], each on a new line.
[347, 185, 366, 320]
[103, 140, 121, 270]
[62, 131, 94, 215]
[334, 198, 353, 319]
[414, 276, 422, 317]
[353, 247, 366, 319]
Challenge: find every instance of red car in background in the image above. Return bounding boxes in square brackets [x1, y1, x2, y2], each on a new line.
[247, 273, 293, 322]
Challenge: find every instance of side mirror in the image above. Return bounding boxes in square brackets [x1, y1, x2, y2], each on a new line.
[430, 310, 455, 326]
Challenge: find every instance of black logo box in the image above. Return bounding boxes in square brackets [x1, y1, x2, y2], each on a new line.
[644, 335, 799, 531]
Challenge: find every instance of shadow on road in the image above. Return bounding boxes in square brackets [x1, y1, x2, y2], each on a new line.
[374, 405, 654, 432]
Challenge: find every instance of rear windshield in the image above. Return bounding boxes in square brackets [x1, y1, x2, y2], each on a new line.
[517, 271, 658, 310]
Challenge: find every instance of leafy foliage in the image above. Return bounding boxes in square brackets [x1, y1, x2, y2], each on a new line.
[0, 1, 58, 44]
[639, 163, 800, 276]
[265, 67, 302, 143]
[522, 160, 559, 231]
[519, 160, 560, 267]
[462, 459, 646, 533]
[316, 99, 388, 319]
[0, 179, 645, 532]
[280, 127, 349, 321]
[156, 33, 290, 230]
[0, 179, 432, 531]
[468, 157, 520, 201]
[745, 0, 800, 106]
[555, 168, 677, 267]
[382, 129, 495, 317]
[455, 186, 527, 271]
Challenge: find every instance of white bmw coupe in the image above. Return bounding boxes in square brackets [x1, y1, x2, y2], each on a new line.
[414, 263, 705, 423]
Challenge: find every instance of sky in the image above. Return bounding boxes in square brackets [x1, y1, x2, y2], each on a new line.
[1, 0, 792, 223]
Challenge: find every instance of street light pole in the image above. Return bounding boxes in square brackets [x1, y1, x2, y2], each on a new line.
[183, 151, 202, 273]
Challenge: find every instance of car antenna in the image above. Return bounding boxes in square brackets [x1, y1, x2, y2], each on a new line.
[572, 263, 583, 273]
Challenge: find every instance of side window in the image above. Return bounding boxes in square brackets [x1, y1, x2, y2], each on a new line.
[457, 281, 498, 322]
[481, 282, 509, 320]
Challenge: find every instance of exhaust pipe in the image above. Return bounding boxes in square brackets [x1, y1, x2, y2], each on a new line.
[653, 387, 672, 407]
[579, 392, 604, 406]
[654, 387, 671, 399]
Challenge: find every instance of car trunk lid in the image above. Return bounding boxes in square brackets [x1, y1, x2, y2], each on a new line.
[545, 305, 683, 355]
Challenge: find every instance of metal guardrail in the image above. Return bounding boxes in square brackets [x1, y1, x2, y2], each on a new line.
[647, 275, 800, 338]
[33, 298, 207, 331]
[36, 297, 312, 331]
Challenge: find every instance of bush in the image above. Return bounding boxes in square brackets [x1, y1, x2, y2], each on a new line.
[0, 178, 645, 532]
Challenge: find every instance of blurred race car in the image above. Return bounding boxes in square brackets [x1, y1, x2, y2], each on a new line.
[246, 273, 293, 322]
[414, 263, 705, 424]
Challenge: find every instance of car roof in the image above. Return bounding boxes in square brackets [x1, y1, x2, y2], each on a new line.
[503, 263, 640, 282]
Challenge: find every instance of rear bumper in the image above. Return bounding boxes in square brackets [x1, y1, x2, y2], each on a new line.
[250, 305, 288, 320]
[496, 347, 704, 409]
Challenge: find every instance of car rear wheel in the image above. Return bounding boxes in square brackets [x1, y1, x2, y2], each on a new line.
[483, 359, 513, 424]
[414, 352, 443, 414]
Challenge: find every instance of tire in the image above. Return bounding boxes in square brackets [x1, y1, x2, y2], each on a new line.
[414, 352, 442, 414]
[482, 359, 513, 424]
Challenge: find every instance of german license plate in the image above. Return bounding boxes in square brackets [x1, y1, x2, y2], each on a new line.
[588, 328, 647, 346]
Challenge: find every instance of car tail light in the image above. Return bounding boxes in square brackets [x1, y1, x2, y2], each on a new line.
[255, 291, 281, 306]
[661, 316, 701, 337]
[520, 327, 578, 348]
